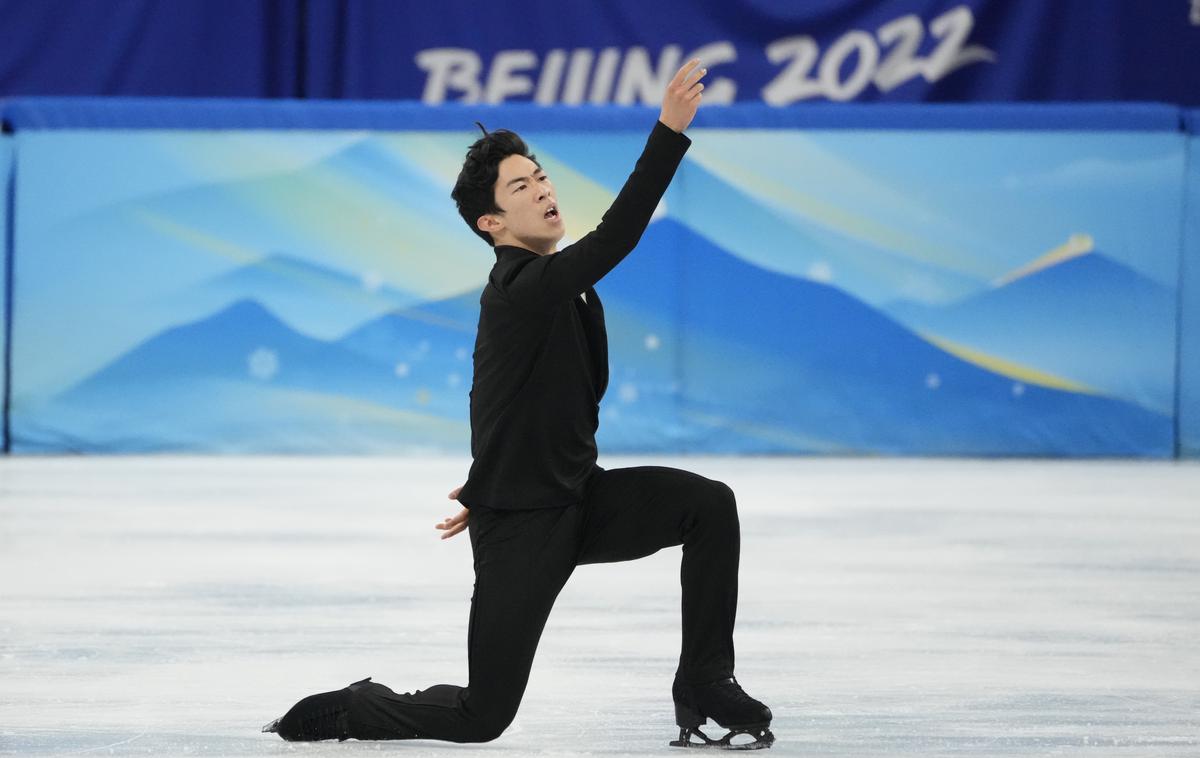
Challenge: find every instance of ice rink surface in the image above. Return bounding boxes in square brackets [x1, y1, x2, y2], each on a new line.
[1, 456, 1198, 757]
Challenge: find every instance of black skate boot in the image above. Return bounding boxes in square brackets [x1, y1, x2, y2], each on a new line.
[670, 676, 774, 750]
[264, 677, 411, 741]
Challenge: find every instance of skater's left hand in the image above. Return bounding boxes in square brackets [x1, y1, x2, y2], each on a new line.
[436, 486, 469, 540]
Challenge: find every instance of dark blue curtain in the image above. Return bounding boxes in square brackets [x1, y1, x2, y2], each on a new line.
[1, 1, 1197, 104]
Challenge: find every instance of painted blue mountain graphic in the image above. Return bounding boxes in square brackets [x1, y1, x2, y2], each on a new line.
[120, 135, 464, 258]
[61, 299, 397, 398]
[598, 219, 1171, 455]
[597, 225, 686, 450]
[670, 158, 986, 306]
[541, 140, 984, 307]
[23, 223, 1172, 456]
[884, 240, 1175, 413]
[176, 252, 419, 339]
[38, 299, 470, 452]
[336, 290, 479, 390]
[199, 252, 414, 307]
[41, 132, 479, 325]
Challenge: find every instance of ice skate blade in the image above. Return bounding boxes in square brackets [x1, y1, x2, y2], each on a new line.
[261, 717, 282, 734]
[669, 725, 775, 750]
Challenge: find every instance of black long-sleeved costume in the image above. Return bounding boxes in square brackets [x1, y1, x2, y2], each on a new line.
[458, 121, 691, 511]
[274, 123, 746, 744]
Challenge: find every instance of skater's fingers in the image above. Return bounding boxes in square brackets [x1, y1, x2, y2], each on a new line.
[441, 515, 468, 539]
[448, 484, 464, 500]
[440, 519, 468, 540]
[435, 507, 469, 539]
[670, 58, 702, 89]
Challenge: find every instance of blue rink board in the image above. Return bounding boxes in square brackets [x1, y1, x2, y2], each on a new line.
[1180, 111, 1200, 457]
[0, 100, 1194, 456]
[1, 136, 10, 452]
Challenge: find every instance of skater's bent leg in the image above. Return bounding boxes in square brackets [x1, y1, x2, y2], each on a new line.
[334, 504, 583, 742]
[577, 467, 739, 684]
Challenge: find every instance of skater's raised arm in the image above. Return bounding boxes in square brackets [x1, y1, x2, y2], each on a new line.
[493, 60, 705, 310]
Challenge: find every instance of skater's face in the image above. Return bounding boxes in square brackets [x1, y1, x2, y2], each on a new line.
[477, 154, 565, 256]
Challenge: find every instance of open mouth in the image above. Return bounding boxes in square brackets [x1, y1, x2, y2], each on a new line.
[544, 205, 559, 220]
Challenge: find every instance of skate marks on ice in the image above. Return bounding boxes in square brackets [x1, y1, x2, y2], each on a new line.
[1, 457, 1199, 756]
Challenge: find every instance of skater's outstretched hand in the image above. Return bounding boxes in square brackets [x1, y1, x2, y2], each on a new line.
[659, 58, 706, 133]
[436, 485, 469, 540]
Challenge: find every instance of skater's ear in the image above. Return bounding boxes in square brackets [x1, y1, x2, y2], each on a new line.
[476, 212, 505, 238]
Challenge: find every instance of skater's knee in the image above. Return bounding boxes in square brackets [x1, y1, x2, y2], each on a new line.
[712, 479, 735, 506]
[460, 705, 517, 743]
[708, 480, 738, 520]
[463, 714, 513, 743]
[680, 478, 737, 537]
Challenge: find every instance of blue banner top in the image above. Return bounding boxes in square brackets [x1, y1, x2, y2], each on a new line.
[0, 98, 1186, 133]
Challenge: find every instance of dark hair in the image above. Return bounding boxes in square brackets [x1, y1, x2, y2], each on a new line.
[451, 123, 538, 246]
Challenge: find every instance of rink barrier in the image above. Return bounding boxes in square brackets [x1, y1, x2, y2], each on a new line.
[0, 99, 1195, 457]
[2, 134, 11, 453]
[1181, 109, 1200, 457]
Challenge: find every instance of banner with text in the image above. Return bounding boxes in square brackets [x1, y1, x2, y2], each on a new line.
[1, 1, 1198, 105]
[390, 0, 1200, 106]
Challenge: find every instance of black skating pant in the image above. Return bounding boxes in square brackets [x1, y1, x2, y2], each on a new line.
[339, 465, 740, 742]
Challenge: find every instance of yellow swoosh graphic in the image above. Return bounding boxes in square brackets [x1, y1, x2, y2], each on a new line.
[133, 208, 261, 264]
[921, 333, 1096, 393]
[992, 233, 1094, 288]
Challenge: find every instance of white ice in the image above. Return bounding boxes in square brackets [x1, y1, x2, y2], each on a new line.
[2, 456, 1199, 756]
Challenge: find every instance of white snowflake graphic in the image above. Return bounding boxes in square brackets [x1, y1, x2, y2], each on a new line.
[248, 348, 279, 381]
[361, 271, 384, 293]
[807, 261, 834, 283]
